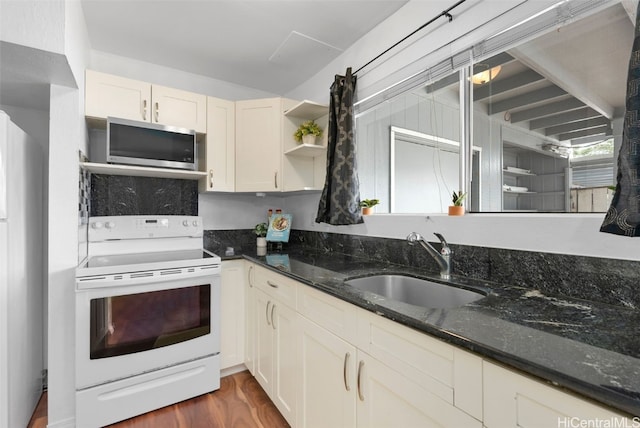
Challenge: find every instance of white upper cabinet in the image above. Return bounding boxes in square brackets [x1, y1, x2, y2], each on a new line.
[85, 70, 151, 123]
[235, 98, 328, 193]
[85, 70, 207, 133]
[235, 98, 283, 192]
[200, 96, 235, 192]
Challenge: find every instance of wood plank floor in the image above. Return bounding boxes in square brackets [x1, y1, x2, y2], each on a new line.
[28, 371, 289, 428]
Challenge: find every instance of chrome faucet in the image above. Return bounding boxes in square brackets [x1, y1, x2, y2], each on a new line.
[406, 232, 452, 279]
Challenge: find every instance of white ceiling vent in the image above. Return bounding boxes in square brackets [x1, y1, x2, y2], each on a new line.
[269, 31, 342, 69]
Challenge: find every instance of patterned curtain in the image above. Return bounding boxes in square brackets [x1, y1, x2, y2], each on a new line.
[601, 7, 640, 236]
[316, 67, 364, 225]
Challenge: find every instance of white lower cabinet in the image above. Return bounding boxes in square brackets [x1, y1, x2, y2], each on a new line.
[356, 351, 481, 428]
[252, 265, 298, 426]
[244, 262, 256, 375]
[220, 261, 246, 370]
[244, 262, 627, 428]
[483, 361, 631, 428]
[298, 315, 357, 428]
[296, 281, 481, 428]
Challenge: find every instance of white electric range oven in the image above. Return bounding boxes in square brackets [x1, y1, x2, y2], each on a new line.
[75, 215, 221, 427]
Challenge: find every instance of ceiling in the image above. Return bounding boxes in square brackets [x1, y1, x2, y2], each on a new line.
[80, 0, 409, 94]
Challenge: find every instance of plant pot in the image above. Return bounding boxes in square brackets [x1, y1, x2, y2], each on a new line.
[448, 205, 465, 216]
[256, 237, 267, 247]
[302, 134, 317, 145]
[362, 207, 373, 215]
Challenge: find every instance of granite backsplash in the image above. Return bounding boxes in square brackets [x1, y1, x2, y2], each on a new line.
[90, 174, 198, 216]
[205, 228, 640, 310]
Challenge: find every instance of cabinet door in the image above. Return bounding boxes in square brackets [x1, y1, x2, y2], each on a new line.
[220, 261, 245, 370]
[201, 97, 235, 192]
[254, 288, 274, 393]
[272, 300, 297, 425]
[298, 315, 357, 428]
[483, 361, 628, 428]
[356, 351, 481, 428]
[244, 263, 256, 375]
[85, 70, 151, 122]
[151, 85, 207, 133]
[235, 98, 282, 192]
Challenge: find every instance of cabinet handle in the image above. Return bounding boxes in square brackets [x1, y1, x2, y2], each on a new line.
[267, 280, 279, 289]
[142, 99, 147, 120]
[154, 102, 159, 122]
[270, 304, 276, 330]
[266, 301, 271, 326]
[248, 265, 253, 287]
[343, 352, 351, 391]
[357, 360, 365, 401]
[209, 170, 214, 189]
[274, 171, 278, 189]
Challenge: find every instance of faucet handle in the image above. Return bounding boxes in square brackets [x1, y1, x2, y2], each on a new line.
[406, 232, 422, 244]
[433, 233, 451, 255]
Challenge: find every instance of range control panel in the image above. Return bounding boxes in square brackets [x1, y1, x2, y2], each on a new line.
[88, 215, 203, 241]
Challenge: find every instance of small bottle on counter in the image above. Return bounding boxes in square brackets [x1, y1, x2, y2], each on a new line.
[276, 209, 282, 214]
[268, 209, 273, 218]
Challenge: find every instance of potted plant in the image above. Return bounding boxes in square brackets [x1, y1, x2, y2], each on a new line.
[294, 120, 323, 145]
[254, 222, 268, 247]
[360, 198, 380, 215]
[449, 191, 466, 216]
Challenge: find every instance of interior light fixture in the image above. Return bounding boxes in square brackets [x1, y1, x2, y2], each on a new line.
[471, 65, 502, 85]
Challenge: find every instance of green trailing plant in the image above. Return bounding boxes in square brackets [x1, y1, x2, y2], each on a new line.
[253, 222, 268, 237]
[359, 198, 380, 208]
[452, 191, 467, 206]
[294, 120, 323, 142]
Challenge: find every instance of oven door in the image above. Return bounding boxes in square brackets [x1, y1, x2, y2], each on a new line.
[75, 269, 220, 390]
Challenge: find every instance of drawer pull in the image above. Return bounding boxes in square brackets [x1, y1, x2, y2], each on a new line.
[154, 102, 159, 122]
[209, 170, 214, 188]
[343, 352, 351, 391]
[265, 301, 271, 326]
[274, 171, 278, 189]
[270, 304, 276, 330]
[248, 265, 253, 287]
[357, 360, 365, 401]
[267, 280, 279, 289]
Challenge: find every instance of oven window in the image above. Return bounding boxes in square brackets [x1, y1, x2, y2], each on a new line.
[89, 285, 210, 359]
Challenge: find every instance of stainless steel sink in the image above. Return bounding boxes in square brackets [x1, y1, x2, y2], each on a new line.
[344, 274, 485, 309]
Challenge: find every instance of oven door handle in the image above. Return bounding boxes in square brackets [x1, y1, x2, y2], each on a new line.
[76, 267, 221, 290]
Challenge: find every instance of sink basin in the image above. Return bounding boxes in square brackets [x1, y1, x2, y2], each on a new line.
[344, 275, 485, 309]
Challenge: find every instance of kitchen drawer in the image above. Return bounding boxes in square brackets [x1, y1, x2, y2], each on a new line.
[356, 309, 483, 420]
[252, 264, 296, 307]
[296, 282, 358, 344]
[483, 360, 628, 428]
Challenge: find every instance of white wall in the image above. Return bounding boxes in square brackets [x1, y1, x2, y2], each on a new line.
[283, 192, 639, 262]
[282, 0, 639, 262]
[47, 1, 91, 426]
[0, 0, 65, 54]
[199, 193, 287, 230]
[89, 51, 277, 101]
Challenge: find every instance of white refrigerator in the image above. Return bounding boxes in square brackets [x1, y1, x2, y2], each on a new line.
[0, 111, 44, 428]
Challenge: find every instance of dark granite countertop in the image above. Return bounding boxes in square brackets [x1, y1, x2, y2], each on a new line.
[236, 247, 640, 417]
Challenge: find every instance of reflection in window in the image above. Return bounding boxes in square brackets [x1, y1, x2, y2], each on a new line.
[356, 72, 462, 214]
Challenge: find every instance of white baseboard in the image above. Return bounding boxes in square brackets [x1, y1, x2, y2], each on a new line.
[47, 416, 75, 428]
[221, 363, 248, 378]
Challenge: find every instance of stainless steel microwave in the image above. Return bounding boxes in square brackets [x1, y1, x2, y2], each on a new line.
[91, 117, 198, 171]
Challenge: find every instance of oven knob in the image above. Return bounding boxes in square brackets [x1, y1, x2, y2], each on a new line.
[105, 221, 115, 229]
[192, 220, 199, 227]
[182, 220, 190, 227]
[91, 221, 103, 229]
